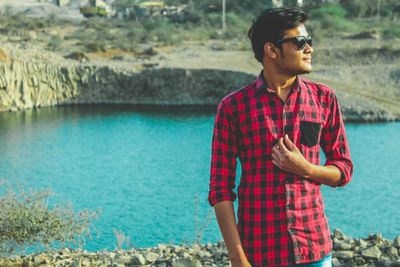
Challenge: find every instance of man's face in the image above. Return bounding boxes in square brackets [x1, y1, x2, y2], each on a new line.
[275, 24, 313, 76]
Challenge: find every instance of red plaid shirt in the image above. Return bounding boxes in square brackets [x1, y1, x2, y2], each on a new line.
[208, 72, 353, 267]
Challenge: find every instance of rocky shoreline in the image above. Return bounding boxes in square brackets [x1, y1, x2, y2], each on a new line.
[1, 230, 399, 267]
[0, 45, 398, 122]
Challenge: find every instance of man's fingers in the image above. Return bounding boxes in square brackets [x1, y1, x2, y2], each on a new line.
[284, 134, 295, 150]
[278, 137, 291, 153]
[284, 134, 299, 152]
[271, 152, 279, 162]
[272, 145, 285, 162]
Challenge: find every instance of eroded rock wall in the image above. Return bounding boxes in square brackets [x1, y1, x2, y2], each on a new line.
[0, 55, 396, 122]
[0, 59, 255, 111]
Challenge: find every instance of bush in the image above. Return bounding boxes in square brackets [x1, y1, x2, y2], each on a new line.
[223, 12, 250, 40]
[308, 4, 359, 36]
[0, 180, 98, 255]
[47, 35, 63, 52]
[310, 4, 346, 19]
[151, 23, 180, 45]
[382, 27, 400, 38]
[83, 41, 107, 52]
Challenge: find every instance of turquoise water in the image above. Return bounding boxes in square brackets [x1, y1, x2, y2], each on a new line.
[0, 105, 399, 252]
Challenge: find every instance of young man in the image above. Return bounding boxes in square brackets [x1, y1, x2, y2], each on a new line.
[208, 8, 353, 267]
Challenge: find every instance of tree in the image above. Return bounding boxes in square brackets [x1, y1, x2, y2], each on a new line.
[0, 180, 99, 255]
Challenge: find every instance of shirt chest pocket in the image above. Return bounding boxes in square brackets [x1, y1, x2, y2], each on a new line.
[300, 120, 322, 148]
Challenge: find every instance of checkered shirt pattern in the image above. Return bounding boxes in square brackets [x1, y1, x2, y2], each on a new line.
[208, 72, 353, 267]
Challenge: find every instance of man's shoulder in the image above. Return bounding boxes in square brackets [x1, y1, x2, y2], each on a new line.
[219, 80, 256, 107]
[301, 77, 337, 98]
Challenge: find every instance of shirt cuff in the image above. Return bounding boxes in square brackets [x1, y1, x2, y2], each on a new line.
[208, 188, 237, 207]
[324, 161, 349, 187]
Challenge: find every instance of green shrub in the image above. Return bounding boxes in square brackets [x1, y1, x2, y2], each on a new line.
[152, 22, 180, 45]
[83, 41, 107, 52]
[47, 35, 63, 52]
[308, 5, 359, 37]
[310, 4, 347, 19]
[382, 27, 400, 38]
[318, 15, 359, 33]
[183, 25, 215, 41]
[223, 13, 250, 40]
[0, 180, 98, 255]
[81, 17, 113, 31]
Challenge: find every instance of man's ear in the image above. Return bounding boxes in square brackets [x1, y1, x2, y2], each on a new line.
[263, 42, 280, 59]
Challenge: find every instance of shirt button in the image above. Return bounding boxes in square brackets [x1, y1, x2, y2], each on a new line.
[286, 204, 291, 210]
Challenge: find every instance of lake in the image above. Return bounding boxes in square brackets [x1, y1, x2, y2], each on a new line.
[0, 105, 399, 251]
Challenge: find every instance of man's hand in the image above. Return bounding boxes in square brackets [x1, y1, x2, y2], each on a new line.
[271, 134, 312, 177]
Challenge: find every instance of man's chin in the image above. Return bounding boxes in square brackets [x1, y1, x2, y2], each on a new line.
[299, 66, 312, 74]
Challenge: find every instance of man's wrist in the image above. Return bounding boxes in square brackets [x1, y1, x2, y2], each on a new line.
[303, 162, 314, 179]
[229, 249, 248, 263]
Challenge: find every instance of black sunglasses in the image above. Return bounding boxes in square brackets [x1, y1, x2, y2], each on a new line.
[276, 36, 312, 50]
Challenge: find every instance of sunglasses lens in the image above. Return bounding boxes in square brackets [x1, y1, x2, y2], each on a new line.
[306, 37, 312, 47]
[296, 36, 312, 50]
[296, 38, 307, 50]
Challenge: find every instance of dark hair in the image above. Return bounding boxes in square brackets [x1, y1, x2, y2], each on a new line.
[248, 8, 307, 63]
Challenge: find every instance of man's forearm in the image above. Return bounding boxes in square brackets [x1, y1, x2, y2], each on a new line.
[213, 201, 248, 263]
[305, 163, 341, 187]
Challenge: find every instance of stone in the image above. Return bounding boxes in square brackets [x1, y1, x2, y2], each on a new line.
[334, 240, 353, 250]
[217, 240, 225, 247]
[332, 257, 342, 267]
[155, 261, 171, 267]
[145, 252, 159, 263]
[333, 229, 350, 241]
[197, 250, 212, 258]
[334, 251, 354, 260]
[81, 258, 91, 266]
[33, 253, 48, 265]
[61, 248, 71, 255]
[393, 236, 400, 248]
[369, 233, 384, 242]
[388, 246, 399, 257]
[158, 244, 167, 252]
[361, 245, 382, 260]
[353, 256, 366, 265]
[172, 258, 203, 267]
[178, 251, 191, 258]
[389, 259, 400, 267]
[130, 253, 146, 265]
[359, 239, 369, 249]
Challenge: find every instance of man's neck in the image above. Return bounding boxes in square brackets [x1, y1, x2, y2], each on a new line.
[262, 69, 297, 96]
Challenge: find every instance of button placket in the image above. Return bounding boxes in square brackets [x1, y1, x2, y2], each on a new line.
[285, 183, 294, 230]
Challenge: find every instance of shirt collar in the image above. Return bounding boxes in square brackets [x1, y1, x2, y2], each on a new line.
[255, 70, 303, 96]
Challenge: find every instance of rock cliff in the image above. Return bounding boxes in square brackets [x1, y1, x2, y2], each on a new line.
[0, 48, 397, 122]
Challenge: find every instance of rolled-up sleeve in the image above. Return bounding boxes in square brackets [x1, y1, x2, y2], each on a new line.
[208, 99, 238, 206]
[320, 93, 353, 187]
